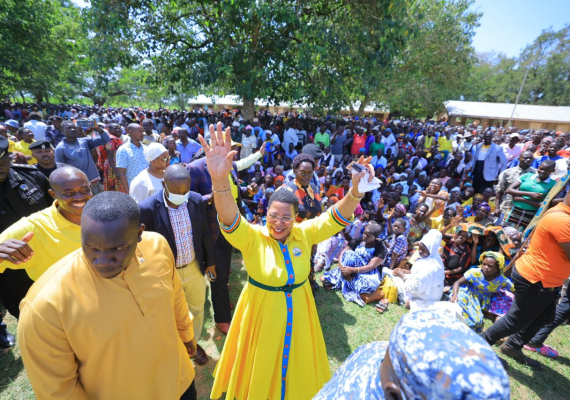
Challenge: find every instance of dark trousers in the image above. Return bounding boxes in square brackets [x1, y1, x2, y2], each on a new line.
[529, 290, 570, 346]
[0, 269, 35, 319]
[211, 234, 233, 323]
[481, 267, 560, 350]
[180, 381, 197, 400]
[472, 160, 494, 194]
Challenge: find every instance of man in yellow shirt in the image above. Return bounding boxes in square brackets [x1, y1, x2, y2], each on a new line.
[437, 130, 453, 161]
[12, 128, 36, 164]
[0, 166, 91, 281]
[18, 191, 198, 399]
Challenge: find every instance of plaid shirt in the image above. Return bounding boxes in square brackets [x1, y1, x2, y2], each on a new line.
[165, 196, 196, 268]
[45, 125, 65, 147]
[385, 234, 408, 266]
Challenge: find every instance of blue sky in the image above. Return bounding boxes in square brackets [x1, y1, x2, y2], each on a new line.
[471, 0, 570, 57]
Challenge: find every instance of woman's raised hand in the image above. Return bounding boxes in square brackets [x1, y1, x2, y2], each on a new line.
[197, 122, 237, 182]
[347, 156, 374, 197]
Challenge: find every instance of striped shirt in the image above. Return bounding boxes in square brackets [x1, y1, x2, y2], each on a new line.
[165, 196, 195, 267]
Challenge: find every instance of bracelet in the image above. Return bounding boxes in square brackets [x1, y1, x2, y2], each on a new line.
[212, 187, 231, 194]
[348, 188, 364, 201]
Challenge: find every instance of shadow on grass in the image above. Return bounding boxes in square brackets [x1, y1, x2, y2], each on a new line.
[508, 361, 570, 399]
[314, 282, 357, 364]
[0, 349, 24, 390]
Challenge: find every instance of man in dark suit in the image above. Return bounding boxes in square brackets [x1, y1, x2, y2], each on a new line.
[187, 154, 244, 335]
[139, 165, 215, 366]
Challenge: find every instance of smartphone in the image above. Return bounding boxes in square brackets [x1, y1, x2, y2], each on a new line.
[77, 119, 94, 129]
[351, 163, 365, 173]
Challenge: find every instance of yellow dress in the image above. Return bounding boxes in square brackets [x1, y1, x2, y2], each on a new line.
[211, 206, 351, 400]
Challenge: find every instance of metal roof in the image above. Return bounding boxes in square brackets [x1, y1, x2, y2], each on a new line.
[445, 101, 570, 123]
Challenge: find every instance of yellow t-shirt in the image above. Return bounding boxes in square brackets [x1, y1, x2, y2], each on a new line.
[18, 232, 195, 399]
[438, 136, 452, 152]
[0, 203, 81, 280]
[13, 140, 37, 164]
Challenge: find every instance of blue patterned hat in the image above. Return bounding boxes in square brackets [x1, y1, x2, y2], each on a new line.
[389, 310, 509, 399]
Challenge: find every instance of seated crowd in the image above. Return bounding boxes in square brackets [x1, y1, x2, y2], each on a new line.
[1, 101, 570, 377]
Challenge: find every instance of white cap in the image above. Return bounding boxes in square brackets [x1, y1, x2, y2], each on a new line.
[144, 142, 168, 162]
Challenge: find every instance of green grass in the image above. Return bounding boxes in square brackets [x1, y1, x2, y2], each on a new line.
[2, 252, 570, 399]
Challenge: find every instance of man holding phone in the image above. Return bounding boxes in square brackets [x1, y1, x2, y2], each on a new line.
[55, 120, 110, 195]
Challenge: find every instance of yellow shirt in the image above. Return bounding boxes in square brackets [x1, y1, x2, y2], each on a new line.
[13, 140, 37, 164]
[212, 207, 351, 400]
[0, 203, 81, 280]
[8, 139, 16, 152]
[18, 232, 195, 400]
[438, 136, 452, 152]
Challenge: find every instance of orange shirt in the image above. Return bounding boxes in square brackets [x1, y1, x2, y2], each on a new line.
[516, 203, 570, 288]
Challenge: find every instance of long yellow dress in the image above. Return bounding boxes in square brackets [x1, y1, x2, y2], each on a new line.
[211, 206, 351, 400]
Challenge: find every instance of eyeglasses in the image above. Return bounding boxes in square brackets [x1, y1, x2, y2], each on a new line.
[296, 170, 313, 178]
[158, 156, 171, 163]
[267, 213, 295, 223]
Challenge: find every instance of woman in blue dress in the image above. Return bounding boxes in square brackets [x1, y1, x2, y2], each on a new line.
[450, 251, 514, 332]
[322, 223, 387, 306]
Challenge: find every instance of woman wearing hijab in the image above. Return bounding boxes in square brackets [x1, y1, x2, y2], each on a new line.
[399, 230, 445, 311]
[451, 252, 514, 332]
[199, 124, 374, 400]
[321, 223, 387, 306]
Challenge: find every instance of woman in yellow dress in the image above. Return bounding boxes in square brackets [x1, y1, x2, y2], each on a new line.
[198, 123, 373, 400]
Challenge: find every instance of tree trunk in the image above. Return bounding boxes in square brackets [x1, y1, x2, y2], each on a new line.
[357, 94, 371, 117]
[34, 92, 44, 103]
[242, 97, 255, 121]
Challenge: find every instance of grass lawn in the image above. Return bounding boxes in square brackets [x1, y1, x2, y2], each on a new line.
[2, 251, 570, 399]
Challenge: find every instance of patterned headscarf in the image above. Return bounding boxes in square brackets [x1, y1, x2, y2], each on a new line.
[394, 204, 406, 215]
[389, 311, 510, 399]
[485, 226, 516, 258]
[477, 202, 492, 215]
[480, 251, 506, 273]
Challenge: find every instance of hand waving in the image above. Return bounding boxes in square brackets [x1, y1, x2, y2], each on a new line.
[197, 122, 237, 182]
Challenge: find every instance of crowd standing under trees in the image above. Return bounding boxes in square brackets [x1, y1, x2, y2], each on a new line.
[1, 101, 570, 398]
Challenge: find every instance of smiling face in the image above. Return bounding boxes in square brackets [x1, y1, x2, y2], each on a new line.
[453, 231, 469, 246]
[295, 161, 314, 187]
[266, 201, 296, 242]
[537, 162, 555, 180]
[49, 171, 93, 223]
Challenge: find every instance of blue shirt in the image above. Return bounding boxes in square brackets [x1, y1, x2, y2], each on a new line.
[176, 139, 202, 164]
[532, 154, 562, 169]
[55, 131, 110, 182]
[116, 141, 149, 184]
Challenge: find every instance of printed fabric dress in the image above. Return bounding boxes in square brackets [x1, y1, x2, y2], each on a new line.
[211, 206, 352, 400]
[322, 240, 386, 306]
[454, 268, 514, 332]
[101, 136, 124, 192]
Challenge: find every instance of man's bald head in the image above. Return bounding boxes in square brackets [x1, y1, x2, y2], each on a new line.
[49, 166, 89, 190]
[126, 123, 142, 133]
[164, 164, 190, 183]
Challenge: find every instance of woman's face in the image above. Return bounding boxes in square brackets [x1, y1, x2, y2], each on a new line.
[415, 205, 429, 221]
[483, 233, 498, 249]
[393, 207, 405, 218]
[342, 178, 350, 189]
[275, 179, 282, 189]
[463, 187, 475, 200]
[395, 185, 403, 195]
[264, 175, 274, 187]
[510, 232, 522, 249]
[482, 188, 493, 200]
[537, 163, 554, 181]
[266, 201, 296, 242]
[428, 179, 441, 194]
[475, 206, 489, 220]
[443, 209, 456, 226]
[418, 242, 430, 258]
[453, 231, 468, 246]
[473, 196, 483, 208]
[361, 226, 377, 245]
[481, 256, 499, 277]
[166, 139, 176, 151]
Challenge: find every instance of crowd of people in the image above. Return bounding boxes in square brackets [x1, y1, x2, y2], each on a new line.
[1, 101, 570, 399]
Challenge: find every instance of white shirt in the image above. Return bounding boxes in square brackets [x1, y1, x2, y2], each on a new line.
[319, 152, 335, 170]
[283, 128, 299, 149]
[404, 258, 445, 311]
[24, 120, 47, 141]
[502, 143, 523, 162]
[129, 169, 163, 203]
[371, 155, 387, 169]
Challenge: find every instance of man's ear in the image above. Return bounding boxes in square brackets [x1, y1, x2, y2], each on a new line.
[48, 189, 57, 201]
[137, 223, 145, 242]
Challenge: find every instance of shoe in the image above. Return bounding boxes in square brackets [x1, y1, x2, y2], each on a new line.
[215, 322, 231, 335]
[192, 345, 208, 366]
[0, 331, 15, 349]
[524, 344, 559, 358]
[500, 343, 542, 369]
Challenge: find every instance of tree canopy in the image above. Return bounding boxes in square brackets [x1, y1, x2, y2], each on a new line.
[2, 0, 567, 117]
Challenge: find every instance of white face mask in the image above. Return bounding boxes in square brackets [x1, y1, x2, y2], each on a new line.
[165, 186, 189, 205]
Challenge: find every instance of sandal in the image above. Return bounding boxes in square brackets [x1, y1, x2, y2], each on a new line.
[375, 299, 389, 314]
[523, 344, 559, 358]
